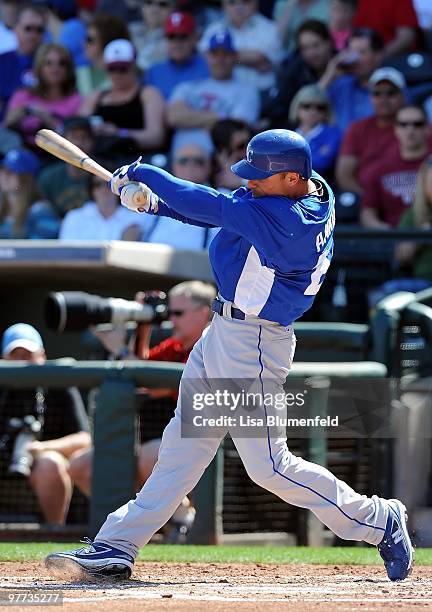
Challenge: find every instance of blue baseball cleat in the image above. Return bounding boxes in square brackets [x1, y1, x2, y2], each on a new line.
[378, 499, 414, 581]
[45, 538, 134, 580]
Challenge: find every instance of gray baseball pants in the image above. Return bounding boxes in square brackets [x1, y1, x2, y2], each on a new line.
[96, 311, 388, 557]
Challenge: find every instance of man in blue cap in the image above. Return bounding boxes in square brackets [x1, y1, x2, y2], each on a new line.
[46, 129, 413, 583]
[167, 29, 260, 143]
[1, 323, 91, 524]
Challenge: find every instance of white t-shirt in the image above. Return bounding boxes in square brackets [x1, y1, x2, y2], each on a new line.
[198, 14, 282, 91]
[59, 201, 151, 241]
[0, 23, 17, 54]
[144, 215, 219, 250]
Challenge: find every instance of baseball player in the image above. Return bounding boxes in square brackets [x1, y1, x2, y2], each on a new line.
[46, 129, 413, 582]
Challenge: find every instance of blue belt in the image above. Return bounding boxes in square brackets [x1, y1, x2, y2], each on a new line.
[211, 298, 245, 320]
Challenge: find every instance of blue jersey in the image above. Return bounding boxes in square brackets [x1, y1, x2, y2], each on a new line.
[132, 165, 335, 326]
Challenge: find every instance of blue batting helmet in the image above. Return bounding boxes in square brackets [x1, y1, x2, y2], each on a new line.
[231, 129, 312, 180]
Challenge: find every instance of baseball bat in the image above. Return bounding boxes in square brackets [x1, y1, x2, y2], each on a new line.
[35, 128, 112, 180]
[35, 129, 148, 208]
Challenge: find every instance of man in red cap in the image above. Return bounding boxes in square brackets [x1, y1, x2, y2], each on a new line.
[144, 11, 209, 100]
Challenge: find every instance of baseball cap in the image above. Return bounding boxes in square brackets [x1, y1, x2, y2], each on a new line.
[1, 149, 40, 175]
[369, 67, 406, 90]
[103, 39, 135, 66]
[165, 11, 196, 36]
[2, 324, 44, 357]
[208, 30, 236, 53]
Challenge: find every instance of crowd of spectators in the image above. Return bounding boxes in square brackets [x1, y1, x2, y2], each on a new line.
[0, 0, 431, 257]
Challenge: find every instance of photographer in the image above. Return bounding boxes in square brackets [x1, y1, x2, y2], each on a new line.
[68, 281, 216, 542]
[0, 324, 91, 525]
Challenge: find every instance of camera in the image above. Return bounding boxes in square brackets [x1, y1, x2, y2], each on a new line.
[0, 388, 46, 478]
[7, 415, 43, 478]
[45, 291, 168, 333]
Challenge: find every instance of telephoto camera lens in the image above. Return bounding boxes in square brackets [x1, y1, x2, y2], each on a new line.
[45, 291, 168, 332]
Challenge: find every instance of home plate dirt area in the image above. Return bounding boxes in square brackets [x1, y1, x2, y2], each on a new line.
[1, 561, 431, 611]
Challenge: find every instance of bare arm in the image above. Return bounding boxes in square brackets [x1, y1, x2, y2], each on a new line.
[28, 431, 91, 460]
[167, 100, 219, 129]
[236, 49, 272, 72]
[360, 207, 391, 229]
[134, 323, 152, 360]
[4, 104, 28, 129]
[382, 27, 416, 59]
[336, 155, 363, 195]
[275, 0, 296, 39]
[79, 90, 99, 116]
[126, 86, 165, 149]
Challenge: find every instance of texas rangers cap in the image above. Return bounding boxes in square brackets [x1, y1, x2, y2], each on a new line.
[369, 67, 406, 90]
[208, 30, 236, 53]
[1, 149, 40, 175]
[103, 39, 135, 66]
[2, 324, 44, 357]
[165, 12, 196, 36]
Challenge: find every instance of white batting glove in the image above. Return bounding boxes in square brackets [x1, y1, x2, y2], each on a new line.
[119, 181, 159, 214]
[109, 157, 142, 195]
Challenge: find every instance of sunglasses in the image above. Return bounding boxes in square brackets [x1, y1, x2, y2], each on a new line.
[174, 156, 207, 166]
[299, 102, 327, 111]
[45, 59, 68, 67]
[396, 120, 427, 128]
[144, 0, 171, 7]
[23, 24, 44, 34]
[225, 0, 253, 5]
[107, 64, 131, 73]
[167, 33, 190, 41]
[372, 89, 399, 97]
[167, 309, 186, 318]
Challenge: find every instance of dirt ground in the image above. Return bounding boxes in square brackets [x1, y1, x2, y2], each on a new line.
[0, 561, 431, 611]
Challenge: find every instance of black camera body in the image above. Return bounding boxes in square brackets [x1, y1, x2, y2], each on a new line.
[0, 388, 46, 478]
[7, 415, 43, 478]
[45, 291, 169, 332]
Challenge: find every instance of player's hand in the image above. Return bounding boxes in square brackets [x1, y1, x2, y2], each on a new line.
[119, 181, 159, 214]
[110, 157, 142, 195]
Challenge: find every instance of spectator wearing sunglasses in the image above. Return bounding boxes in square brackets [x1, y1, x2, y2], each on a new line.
[144, 135, 219, 250]
[145, 12, 209, 101]
[79, 39, 166, 165]
[4, 43, 81, 151]
[0, 4, 46, 121]
[69, 280, 217, 543]
[360, 105, 432, 228]
[130, 0, 176, 72]
[288, 84, 342, 183]
[336, 67, 406, 197]
[76, 13, 130, 96]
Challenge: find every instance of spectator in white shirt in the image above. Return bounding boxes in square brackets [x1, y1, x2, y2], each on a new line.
[144, 137, 219, 250]
[198, 0, 282, 91]
[167, 30, 260, 146]
[59, 174, 149, 241]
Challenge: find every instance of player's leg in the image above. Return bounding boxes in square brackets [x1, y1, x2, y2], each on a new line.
[136, 438, 196, 543]
[45, 330, 224, 578]
[208, 314, 412, 580]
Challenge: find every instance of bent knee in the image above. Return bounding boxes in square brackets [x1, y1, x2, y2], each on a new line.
[69, 448, 93, 482]
[30, 451, 68, 482]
